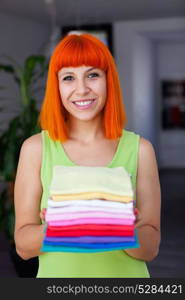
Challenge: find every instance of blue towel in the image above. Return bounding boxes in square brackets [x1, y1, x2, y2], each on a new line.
[44, 236, 135, 243]
[41, 243, 139, 253]
[43, 240, 137, 249]
[41, 234, 139, 253]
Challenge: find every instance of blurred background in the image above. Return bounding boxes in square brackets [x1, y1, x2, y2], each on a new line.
[0, 0, 185, 278]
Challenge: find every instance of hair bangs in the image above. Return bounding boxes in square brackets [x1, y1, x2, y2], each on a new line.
[54, 35, 108, 72]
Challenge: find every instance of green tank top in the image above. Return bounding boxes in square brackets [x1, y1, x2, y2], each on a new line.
[36, 129, 150, 278]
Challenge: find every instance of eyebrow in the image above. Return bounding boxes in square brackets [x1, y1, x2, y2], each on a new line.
[59, 67, 97, 76]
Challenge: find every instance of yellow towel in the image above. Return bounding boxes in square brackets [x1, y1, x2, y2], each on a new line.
[50, 166, 134, 203]
[51, 192, 132, 202]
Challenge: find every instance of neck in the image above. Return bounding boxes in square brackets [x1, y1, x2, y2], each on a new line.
[67, 115, 104, 145]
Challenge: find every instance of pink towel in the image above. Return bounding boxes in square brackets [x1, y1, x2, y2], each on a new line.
[48, 217, 135, 226]
[45, 211, 135, 222]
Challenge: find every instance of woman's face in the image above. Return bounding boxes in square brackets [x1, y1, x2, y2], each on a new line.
[58, 65, 107, 121]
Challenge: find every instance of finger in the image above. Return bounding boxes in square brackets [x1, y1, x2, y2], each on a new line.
[134, 208, 139, 216]
[40, 208, 46, 220]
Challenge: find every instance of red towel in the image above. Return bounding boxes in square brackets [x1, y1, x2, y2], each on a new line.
[48, 224, 133, 231]
[46, 229, 134, 237]
[46, 224, 134, 237]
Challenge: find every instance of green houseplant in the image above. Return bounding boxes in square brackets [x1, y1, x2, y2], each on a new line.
[0, 54, 48, 277]
[0, 55, 48, 181]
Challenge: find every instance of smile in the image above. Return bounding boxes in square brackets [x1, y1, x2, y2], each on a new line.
[72, 99, 96, 110]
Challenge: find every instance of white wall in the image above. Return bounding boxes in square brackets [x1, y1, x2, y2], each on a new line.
[114, 17, 185, 167]
[132, 35, 157, 145]
[0, 11, 50, 132]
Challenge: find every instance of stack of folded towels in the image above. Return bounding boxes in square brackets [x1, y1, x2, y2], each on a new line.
[41, 166, 139, 253]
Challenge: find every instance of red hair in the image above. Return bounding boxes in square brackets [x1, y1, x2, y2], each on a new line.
[38, 34, 127, 141]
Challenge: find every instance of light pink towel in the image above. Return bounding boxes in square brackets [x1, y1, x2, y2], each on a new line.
[48, 217, 135, 226]
[46, 211, 135, 222]
[47, 206, 134, 215]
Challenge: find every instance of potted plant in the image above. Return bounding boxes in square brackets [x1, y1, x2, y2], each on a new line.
[0, 54, 48, 277]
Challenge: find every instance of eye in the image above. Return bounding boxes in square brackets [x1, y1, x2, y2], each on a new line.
[89, 72, 99, 77]
[62, 75, 74, 81]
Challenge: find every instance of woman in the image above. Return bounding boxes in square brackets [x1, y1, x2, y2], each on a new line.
[14, 34, 161, 278]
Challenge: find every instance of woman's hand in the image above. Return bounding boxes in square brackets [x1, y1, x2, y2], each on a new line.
[134, 207, 142, 228]
[40, 208, 46, 222]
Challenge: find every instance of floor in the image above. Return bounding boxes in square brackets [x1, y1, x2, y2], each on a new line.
[0, 168, 185, 277]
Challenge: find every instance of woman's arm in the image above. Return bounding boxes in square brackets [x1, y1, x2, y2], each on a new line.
[124, 137, 161, 262]
[14, 133, 45, 260]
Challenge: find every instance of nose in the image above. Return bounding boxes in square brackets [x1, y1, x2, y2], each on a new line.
[75, 78, 90, 96]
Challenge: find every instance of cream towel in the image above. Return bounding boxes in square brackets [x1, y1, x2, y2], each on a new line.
[49, 166, 133, 203]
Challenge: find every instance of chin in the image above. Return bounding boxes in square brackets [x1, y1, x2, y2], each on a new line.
[74, 115, 97, 121]
[70, 112, 100, 121]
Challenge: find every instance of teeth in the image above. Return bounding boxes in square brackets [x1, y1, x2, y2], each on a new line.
[74, 100, 94, 106]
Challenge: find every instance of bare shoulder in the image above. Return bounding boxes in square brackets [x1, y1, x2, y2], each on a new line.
[139, 136, 155, 156]
[137, 136, 160, 184]
[19, 133, 42, 168]
[138, 137, 157, 166]
[22, 133, 42, 149]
